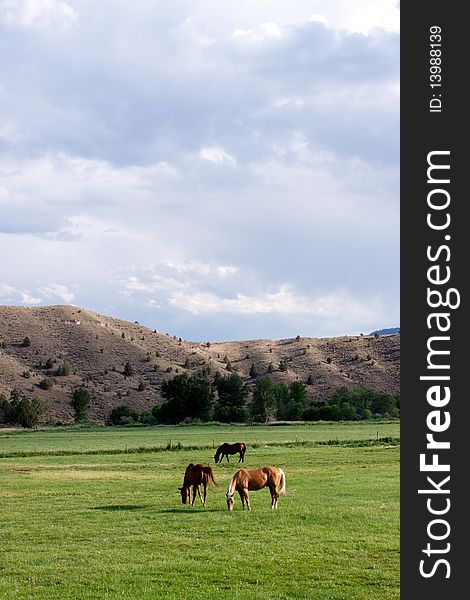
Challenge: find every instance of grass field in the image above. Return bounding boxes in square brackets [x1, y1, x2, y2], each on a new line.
[0, 424, 399, 599]
[0, 421, 399, 456]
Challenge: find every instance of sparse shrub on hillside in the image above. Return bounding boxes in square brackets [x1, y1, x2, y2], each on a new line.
[45, 358, 54, 369]
[279, 359, 288, 372]
[71, 388, 91, 422]
[326, 357, 332, 364]
[225, 360, 232, 372]
[22, 336, 31, 347]
[166, 366, 173, 373]
[206, 342, 210, 348]
[249, 363, 258, 378]
[123, 362, 134, 377]
[267, 362, 274, 373]
[121, 332, 125, 339]
[295, 335, 300, 341]
[55, 363, 70, 377]
[155, 351, 161, 357]
[1, 341, 6, 349]
[39, 377, 55, 390]
[307, 374, 314, 385]
[22, 370, 31, 379]
[184, 357, 191, 368]
[137, 381, 146, 392]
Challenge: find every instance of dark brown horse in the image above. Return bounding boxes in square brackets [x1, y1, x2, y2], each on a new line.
[214, 442, 246, 464]
[226, 466, 286, 511]
[179, 463, 218, 507]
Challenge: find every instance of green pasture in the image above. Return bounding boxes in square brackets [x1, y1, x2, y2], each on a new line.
[0, 421, 399, 456]
[0, 425, 399, 599]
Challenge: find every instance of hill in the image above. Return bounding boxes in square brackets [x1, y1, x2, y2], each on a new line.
[0, 305, 400, 423]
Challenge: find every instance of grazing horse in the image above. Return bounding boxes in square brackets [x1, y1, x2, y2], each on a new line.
[226, 466, 286, 511]
[179, 463, 217, 507]
[214, 442, 246, 464]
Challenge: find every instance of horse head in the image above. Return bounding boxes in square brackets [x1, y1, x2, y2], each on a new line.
[179, 486, 190, 504]
[226, 492, 235, 511]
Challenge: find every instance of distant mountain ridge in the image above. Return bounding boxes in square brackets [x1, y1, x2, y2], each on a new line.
[368, 327, 400, 336]
[0, 305, 400, 423]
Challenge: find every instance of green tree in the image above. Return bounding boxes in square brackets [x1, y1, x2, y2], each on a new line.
[72, 388, 91, 421]
[108, 405, 139, 425]
[214, 373, 249, 422]
[273, 383, 290, 419]
[9, 391, 47, 428]
[156, 373, 214, 423]
[0, 394, 12, 424]
[249, 362, 258, 379]
[250, 377, 276, 423]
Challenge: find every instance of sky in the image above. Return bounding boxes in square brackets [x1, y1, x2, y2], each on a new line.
[0, 0, 400, 341]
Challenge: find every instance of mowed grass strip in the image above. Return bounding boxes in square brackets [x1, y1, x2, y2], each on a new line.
[0, 421, 399, 456]
[0, 437, 399, 599]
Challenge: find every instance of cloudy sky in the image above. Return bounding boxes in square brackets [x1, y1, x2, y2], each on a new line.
[0, 0, 399, 341]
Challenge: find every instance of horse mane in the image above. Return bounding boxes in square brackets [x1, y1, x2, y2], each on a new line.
[226, 472, 237, 497]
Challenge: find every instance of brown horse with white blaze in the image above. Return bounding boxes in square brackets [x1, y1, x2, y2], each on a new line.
[179, 463, 218, 507]
[214, 442, 246, 464]
[226, 466, 286, 511]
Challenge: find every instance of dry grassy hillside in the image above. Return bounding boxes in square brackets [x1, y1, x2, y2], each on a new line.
[0, 305, 400, 423]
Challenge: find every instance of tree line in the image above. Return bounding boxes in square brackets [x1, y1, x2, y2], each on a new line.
[0, 373, 399, 428]
[112, 373, 400, 425]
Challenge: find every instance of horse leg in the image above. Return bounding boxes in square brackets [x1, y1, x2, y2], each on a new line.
[245, 490, 251, 511]
[225, 454, 230, 463]
[202, 483, 207, 507]
[191, 485, 197, 507]
[196, 485, 204, 506]
[269, 484, 279, 509]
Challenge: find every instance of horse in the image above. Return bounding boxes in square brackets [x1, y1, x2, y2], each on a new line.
[178, 463, 218, 507]
[226, 466, 286, 511]
[214, 442, 246, 464]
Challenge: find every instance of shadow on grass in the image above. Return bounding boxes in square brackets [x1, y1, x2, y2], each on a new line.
[157, 508, 222, 514]
[90, 504, 147, 511]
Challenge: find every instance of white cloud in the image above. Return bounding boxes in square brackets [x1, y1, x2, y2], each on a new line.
[233, 22, 283, 42]
[168, 285, 373, 322]
[199, 146, 237, 166]
[0, 0, 77, 29]
[39, 283, 74, 303]
[0, 3, 399, 340]
[20, 291, 42, 305]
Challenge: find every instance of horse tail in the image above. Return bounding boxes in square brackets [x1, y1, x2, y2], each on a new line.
[207, 466, 219, 487]
[278, 468, 286, 495]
